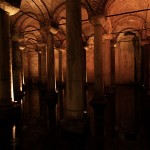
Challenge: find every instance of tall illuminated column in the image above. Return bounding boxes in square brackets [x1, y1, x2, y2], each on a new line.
[58, 49, 63, 83]
[148, 45, 150, 95]
[46, 31, 58, 128]
[57, 48, 64, 120]
[12, 41, 22, 101]
[40, 46, 47, 87]
[103, 34, 112, 87]
[141, 41, 150, 94]
[89, 16, 114, 150]
[47, 32, 55, 92]
[38, 51, 41, 85]
[0, 9, 13, 107]
[27, 51, 31, 84]
[21, 49, 25, 88]
[90, 16, 105, 96]
[66, 0, 84, 120]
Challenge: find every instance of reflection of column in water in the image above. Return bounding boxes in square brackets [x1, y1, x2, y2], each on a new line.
[57, 88, 64, 121]
[39, 89, 49, 125]
[12, 125, 16, 139]
[12, 125, 16, 150]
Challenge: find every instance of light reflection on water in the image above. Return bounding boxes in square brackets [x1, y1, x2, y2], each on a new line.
[12, 125, 16, 140]
[12, 125, 17, 150]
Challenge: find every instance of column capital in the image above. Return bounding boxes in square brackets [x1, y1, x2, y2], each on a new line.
[0, 1, 20, 16]
[37, 43, 47, 48]
[103, 33, 113, 40]
[19, 46, 25, 51]
[140, 39, 150, 46]
[49, 26, 59, 34]
[89, 15, 106, 27]
[12, 33, 24, 42]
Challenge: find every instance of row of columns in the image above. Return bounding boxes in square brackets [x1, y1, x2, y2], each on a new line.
[0, 6, 114, 120]
[0, 9, 22, 119]
[2, 1, 150, 145]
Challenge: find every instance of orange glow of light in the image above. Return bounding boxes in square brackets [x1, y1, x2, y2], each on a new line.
[12, 125, 16, 139]
[0, 2, 20, 16]
[114, 44, 117, 48]
[19, 46, 25, 51]
[10, 48, 14, 102]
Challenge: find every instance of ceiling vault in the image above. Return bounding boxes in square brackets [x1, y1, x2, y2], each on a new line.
[4, 0, 149, 51]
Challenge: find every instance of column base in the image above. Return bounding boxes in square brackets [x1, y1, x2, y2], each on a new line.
[45, 90, 58, 129]
[14, 91, 25, 102]
[147, 90, 150, 96]
[60, 118, 89, 137]
[0, 102, 21, 121]
[56, 81, 66, 90]
[89, 93, 114, 150]
[89, 94, 109, 109]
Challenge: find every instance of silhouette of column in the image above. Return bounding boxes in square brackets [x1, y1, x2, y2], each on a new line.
[59, 0, 88, 134]
[58, 48, 64, 120]
[46, 32, 58, 128]
[38, 51, 41, 85]
[27, 51, 31, 85]
[141, 41, 150, 94]
[66, 0, 84, 120]
[148, 45, 150, 94]
[89, 16, 114, 150]
[47, 32, 55, 91]
[12, 41, 22, 101]
[111, 44, 116, 85]
[40, 46, 47, 88]
[90, 16, 105, 95]
[103, 34, 112, 87]
[0, 9, 21, 119]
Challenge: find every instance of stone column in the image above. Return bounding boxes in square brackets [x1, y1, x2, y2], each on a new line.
[46, 32, 58, 128]
[0, 9, 12, 106]
[0, 9, 21, 119]
[111, 43, 116, 85]
[60, 0, 88, 134]
[38, 46, 48, 124]
[40, 46, 47, 88]
[47, 32, 55, 92]
[57, 49, 64, 120]
[21, 49, 26, 92]
[58, 49, 63, 83]
[103, 34, 112, 87]
[90, 16, 105, 95]
[27, 51, 31, 85]
[89, 16, 114, 150]
[38, 51, 41, 85]
[148, 45, 150, 95]
[12, 41, 22, 101]
[66, 0, 84, 120]
[141, 41, 150, 94]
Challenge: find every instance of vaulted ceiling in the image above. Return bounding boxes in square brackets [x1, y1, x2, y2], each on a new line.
[10, 0, 150, 52]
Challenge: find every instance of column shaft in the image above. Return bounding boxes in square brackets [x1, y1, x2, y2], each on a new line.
[149, 46, 150, 93]
[41, 47, 47, 85]
[141, 44, 150, 94]
[27, 52, 31, 84]
[38, 52, 41, 84]
[58, 49, 64, 119]
[47, 32, 55, 91]
[111, 45, 116, 85]
[58, 50, 63, 82]
[104, 39, 111, 86]
[0, 9, 13, 106]
[94, 25, 105, 95]
[66, 0, 84, 119]
[46, 32, 58, 129]
[12, 41, 22, 100]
